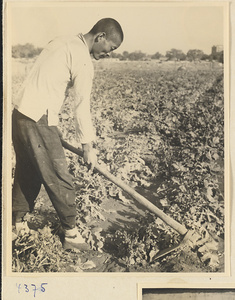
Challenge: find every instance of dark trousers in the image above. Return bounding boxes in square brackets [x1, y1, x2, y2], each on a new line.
[12, 109, 76, 230]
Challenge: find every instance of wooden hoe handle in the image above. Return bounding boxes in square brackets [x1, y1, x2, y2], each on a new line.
[61, 139, 188, 236]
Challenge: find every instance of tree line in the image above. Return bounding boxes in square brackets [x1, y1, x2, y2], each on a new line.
[12, 43, 43, 59]
[111, 48, 223, 63]
[12, 43, 223, 63]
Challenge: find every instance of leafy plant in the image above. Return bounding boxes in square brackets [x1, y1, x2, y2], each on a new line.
[106, 213, 181, 268]
[12, 227, 77, 272]
[12, 60, 224, 272]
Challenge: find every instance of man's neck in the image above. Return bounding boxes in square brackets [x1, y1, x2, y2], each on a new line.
[83, 33, 94, 53]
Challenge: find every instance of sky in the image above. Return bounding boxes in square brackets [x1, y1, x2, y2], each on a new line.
[9, 2, 225, 55]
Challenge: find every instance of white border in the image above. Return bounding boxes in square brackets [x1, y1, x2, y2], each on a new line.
[2, 0, 234, 299]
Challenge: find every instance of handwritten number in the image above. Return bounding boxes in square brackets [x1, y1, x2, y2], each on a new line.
[31, 284, 37, 298]
[17, 283, 48, 297]
[24, 284, 29, 293]
[41, 283, 48, 292]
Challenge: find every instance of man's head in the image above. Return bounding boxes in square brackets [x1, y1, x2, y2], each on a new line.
[88, 18, 124, 60]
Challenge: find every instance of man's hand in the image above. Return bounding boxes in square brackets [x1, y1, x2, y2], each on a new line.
[82, 143, 97, 171]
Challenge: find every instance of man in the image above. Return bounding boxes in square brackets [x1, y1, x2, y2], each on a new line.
[12, 18, 124, 250]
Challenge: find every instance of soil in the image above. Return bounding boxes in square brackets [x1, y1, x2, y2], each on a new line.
[12, 60, 225, 273]
[24, 182, 224, 273]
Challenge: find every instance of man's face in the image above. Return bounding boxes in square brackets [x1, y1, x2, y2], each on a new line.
[91, 33, 121, 60]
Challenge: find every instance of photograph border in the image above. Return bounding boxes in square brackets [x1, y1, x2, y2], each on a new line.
[2, 0, 234, 299]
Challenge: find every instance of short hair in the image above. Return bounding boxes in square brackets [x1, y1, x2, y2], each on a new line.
[90, 18, 124, 42]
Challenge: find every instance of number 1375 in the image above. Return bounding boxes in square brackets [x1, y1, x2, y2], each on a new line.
[17, 283, 48, 297]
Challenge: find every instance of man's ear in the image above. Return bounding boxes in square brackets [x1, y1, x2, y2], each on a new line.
[94, 32, 106, 43]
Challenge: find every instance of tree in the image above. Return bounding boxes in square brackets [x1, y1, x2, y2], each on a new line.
[151, 52, 162, 60]
[211, 51, 223, 63]
[122, 51, 130, 60]
[12, 43, 43, 58]
[110, 52, 123, 59]
[128, 51, 146, 61]
[217, 51, 223, 63]
[201, 53, 210, 61]
[166, 49, 186, 61]
[187, 49, 204, 62]
[117, 51, 148, 61]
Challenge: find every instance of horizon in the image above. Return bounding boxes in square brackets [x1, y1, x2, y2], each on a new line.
[11, 43, 223, 57]
[10, 3, 224, 56]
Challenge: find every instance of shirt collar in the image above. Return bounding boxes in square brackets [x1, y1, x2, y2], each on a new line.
[77, 33, 89, 49]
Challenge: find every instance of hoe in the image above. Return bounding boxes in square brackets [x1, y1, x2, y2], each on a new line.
[61, 139, 221, 268]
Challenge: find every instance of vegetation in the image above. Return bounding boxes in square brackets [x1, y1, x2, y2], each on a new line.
[12, 44, 223, 63]
[12, 43, 43, 59]
[166, 49, 186, 61]
[12, 59, 224, 273]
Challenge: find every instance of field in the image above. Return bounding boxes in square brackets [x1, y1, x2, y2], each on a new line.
[11, 59, 225, 272]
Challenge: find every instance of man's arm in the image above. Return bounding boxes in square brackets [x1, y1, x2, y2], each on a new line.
[71, 56, 97, 170]
[73, 88, 97, 170]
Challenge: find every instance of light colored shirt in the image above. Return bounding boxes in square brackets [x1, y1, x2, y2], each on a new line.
[14, 34, 96, 144]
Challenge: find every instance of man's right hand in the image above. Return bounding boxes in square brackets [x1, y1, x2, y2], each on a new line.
[82, 143, 97, 171]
